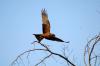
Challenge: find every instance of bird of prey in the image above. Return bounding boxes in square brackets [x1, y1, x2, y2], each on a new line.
[33, 9, 69, 43]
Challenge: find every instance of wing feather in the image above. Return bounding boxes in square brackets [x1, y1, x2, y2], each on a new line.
[46, 36, 69, 43]
[41, 9, 50, 34]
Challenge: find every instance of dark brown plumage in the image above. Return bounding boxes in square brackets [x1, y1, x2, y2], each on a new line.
[33, 9, 69, 43]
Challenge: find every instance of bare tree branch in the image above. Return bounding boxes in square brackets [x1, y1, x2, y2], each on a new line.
[35, 54, 52, 66]
[11, 41, 75, 66]
[11, 33, 100, 66]
[84, 33, 100, 66]
[11, 49, 46, 66]
[38, 42, 76, 66]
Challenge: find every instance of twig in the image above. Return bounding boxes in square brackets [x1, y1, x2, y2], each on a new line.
[84, 33, 100, 66]
[39, 42, 76, 66]
[11, 41, 76, 66]
[35, 54, 52, 66]
[11, 49, 46, 66]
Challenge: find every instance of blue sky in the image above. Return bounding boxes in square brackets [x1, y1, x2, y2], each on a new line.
[0, 0, 100, 66]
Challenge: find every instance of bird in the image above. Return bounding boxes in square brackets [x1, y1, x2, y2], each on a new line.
[33, 9, 69, 43]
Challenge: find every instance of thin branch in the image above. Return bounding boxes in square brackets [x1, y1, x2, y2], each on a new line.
[35, 54, 52, 66]
[94, 56, 97, 66]
[38, 42, 76, 66]
[11, 41, 76, 66]
[11, 49, 46, 66]
[84, 33, 100, 66]
[89, 34, 100, 66]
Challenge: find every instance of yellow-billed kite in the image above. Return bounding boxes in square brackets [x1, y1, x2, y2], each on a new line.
[33, 9, 69, 43]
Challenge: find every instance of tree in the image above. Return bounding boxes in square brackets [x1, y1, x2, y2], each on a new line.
[11, 33, 100, 66]
[84, 33, 100, 66]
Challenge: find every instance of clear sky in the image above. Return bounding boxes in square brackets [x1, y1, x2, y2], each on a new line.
[0, 0, 100, 66]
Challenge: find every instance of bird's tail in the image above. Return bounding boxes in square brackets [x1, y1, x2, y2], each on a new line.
[33, 34, 44, 43]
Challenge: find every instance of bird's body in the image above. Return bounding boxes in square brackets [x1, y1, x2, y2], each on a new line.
[33, 9, 69, 43]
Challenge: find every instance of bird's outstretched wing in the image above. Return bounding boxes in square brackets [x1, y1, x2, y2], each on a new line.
[41, 9, 50, 34]
[45, 36, 69, 43]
